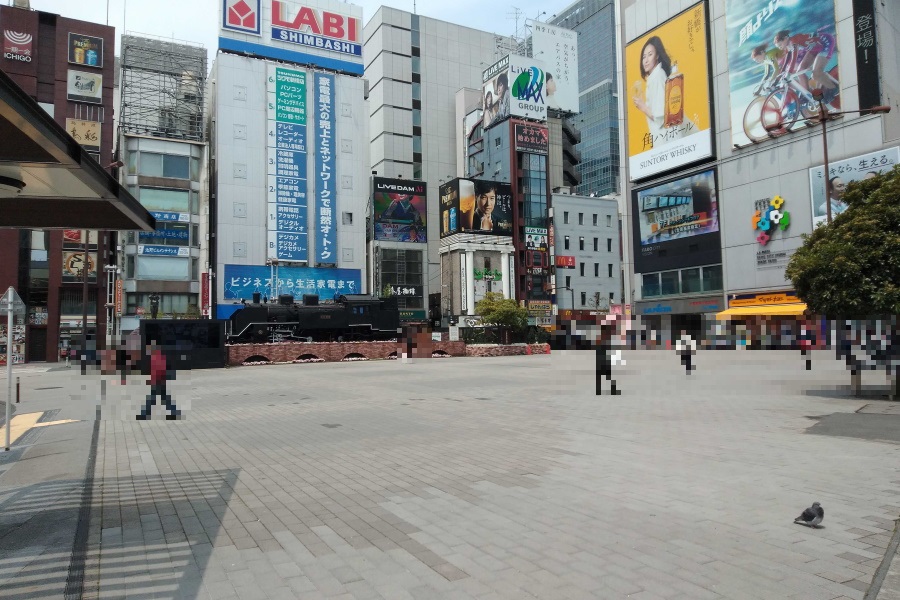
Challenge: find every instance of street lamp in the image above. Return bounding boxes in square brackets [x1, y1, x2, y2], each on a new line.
[550, 286, 575, 313]
[765, 93, 890, 224]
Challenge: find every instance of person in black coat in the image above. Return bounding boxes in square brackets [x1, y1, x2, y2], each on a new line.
[596, 324, 620, 395]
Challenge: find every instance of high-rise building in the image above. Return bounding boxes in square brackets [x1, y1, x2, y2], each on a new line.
[364, 8, 516, 320]
[116, 34, 209, 331]
[0, 3, 117, 361]
[619, 0, 900, 332]
[211, 0, 370, 319]
[550, 0, 619, 197]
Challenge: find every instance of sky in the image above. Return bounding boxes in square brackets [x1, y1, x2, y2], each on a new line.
[25, 0, 558, 61]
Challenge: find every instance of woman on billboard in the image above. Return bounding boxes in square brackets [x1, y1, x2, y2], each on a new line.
[631, 36, 693, 148]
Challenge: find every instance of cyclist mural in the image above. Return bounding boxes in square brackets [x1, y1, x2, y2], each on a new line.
[726, 0, 841, 146]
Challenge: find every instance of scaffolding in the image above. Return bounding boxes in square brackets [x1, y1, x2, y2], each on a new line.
[119, 34, 207, 141]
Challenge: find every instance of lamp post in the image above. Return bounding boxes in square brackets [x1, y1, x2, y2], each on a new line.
[766, 93, 890, 224]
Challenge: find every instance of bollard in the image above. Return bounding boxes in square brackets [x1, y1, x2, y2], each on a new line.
[16, 377, 19, 403]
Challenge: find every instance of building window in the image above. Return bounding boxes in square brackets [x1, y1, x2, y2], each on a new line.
[607, 238, 612, 252]
[702, 264, 723, 292]
[140, 188, 190, 212]
[565, 275, 571, 288]
[594, 263, 599, 277]
[682, 267, 702, 293]
[609, 292, 614, 301]
[137, 222, 190, 246]
[578, 213, 584, 225]
[563, 211, 569, 224]
[580, 291, 586, 306]
[642, 273, 660, 297]
[606, 215, 612, 227]
[140, 153, 190, 179]
[192, 225, 200, 247]
[593, 214, 598, 226]
[661, 270, 680, 295]
[342, 212, 353, 225]
[125, 255, 135, 279]
[564, 236, 570, 250]
[127, 293, 194, 316]
[579, 262, 585, 277]
[608, 264, 613, 278]
[191, 258, 199, 280]
[494, 137, 502, 148]
[579, 236, 584, 251]
[593, 238, 598, 252]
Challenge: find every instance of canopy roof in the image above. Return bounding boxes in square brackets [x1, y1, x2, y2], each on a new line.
[0, 68, 154, 231]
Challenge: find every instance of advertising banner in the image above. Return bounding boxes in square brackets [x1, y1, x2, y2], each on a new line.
[200, 272, 210, 316]
[531, 22, 579, 113]
[314, 72, 337, 264]
[150, 211, 190, 223]
[373, 177, 426, 243]
[138, 245, 190, 257]
[632, 167, 720, 273]
[514, 123, 549, 155]
[219, 0, 364, 76]
[68, 32, 103, 68]
[482, 54, 548, 129]
[65, 119, 100, 153]
[725, 0, 840, 147]
[809, 146, 900, 228]
[853, 0, 880, 111]
[115, 279, 124, 316]
[67, 70, 103, 104]
[625, 1, 713, 181]
[266, 64, 308, 262]
[439, 178, 513, 237]
[222, 264, 360, 300]
[525, 227, 548, 251]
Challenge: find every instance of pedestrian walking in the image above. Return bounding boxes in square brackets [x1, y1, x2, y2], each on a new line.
[595, 324, 620, 395]
[675, 330, 697, 375]
[799, 323, 815, 370]
[137, 340, 180, 420]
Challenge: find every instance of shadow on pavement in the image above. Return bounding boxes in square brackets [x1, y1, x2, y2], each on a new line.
[805, 413, 900, 444]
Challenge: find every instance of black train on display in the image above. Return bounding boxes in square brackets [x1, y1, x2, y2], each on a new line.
[227, 293, 401, 343]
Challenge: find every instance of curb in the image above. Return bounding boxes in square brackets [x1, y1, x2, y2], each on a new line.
[865, 517, 900, 600]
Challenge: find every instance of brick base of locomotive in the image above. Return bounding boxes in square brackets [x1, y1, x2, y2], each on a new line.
[227, 341, 549, 366]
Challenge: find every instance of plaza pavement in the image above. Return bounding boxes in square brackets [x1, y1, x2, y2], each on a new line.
[0, 349, 899, 599]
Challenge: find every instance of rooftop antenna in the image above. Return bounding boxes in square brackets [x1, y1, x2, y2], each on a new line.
[507, 6, 523, 41]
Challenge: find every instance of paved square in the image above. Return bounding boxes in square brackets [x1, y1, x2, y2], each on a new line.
[2, 349, 899, 599]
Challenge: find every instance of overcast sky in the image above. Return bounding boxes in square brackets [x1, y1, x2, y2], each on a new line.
[26, 0, 558, 61]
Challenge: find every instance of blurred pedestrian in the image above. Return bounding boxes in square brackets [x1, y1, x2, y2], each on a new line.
[596, 324, 620, 395]
[676, 330, 697, 375]
[137, 340, 180, 420]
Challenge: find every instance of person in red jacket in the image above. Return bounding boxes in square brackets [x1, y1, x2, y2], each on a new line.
[137, 340, 180, 420]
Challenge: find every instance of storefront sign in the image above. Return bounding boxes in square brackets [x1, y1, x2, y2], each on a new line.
[151, 211, 190, 222]
[527, 300, 552, 315]
[751, 195, 790, 245]
[67, 70, 103, 104]
[271, 1, 362, 57]
[62, 251, 97, 282]
[65, 119, 101, 153]
[729, 291, 799, 308]
[389, 285, 422, 297]
[756, 248, 793, 270]
[473, 269, 501, 281]
[637, 296, 723, 314]
[399, 309, 427, 321]
[68, 32, 103, 68]
[222, 264, 360, 300]
[201, 272, 210, 316]
[555, 255, 575, 268]
[138, 245, 190, 256]
[514, 123, 549, 154]
[3, 29, 33, 63]
[115, 279, 123, 316]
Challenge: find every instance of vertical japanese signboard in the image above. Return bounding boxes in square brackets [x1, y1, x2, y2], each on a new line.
[852, 0, 880, 111]
[314, 72, 336, 265]
[266, 65, 308, 262]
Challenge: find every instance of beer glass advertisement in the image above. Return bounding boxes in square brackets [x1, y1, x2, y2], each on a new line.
[531, 22, 580, 113]
[631, 168, 721, 273]
[373, 177, 426, 243]
[726, 0, 840, 147]
[625, 1, 713, 181]
[68, 33, 104, 68]
[439, 178, 513, 237]
[809, 147, 899, 228]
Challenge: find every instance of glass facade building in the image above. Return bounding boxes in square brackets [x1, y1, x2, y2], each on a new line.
[550, 0, 619, 197]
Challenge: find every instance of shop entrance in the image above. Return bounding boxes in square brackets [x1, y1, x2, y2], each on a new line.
[28, 328, 47, 362]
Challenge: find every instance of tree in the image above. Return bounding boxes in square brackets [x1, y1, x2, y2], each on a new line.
[786, 166, 900, 318]
[475, 292, 528, 330]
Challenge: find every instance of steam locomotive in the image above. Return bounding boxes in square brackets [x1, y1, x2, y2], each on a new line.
[227, 292, 401, 343]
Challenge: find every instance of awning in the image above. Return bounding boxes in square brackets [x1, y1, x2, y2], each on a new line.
[0, 68, 155, 231]
[716, 303, 808, 318]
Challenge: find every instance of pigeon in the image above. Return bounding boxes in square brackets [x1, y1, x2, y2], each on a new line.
[794, 502, 824, 528]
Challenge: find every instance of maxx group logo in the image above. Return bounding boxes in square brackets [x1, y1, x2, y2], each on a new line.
[223, 0, 261, 35]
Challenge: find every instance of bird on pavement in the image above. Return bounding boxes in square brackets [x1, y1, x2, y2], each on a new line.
[794, 502, 824, 528]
